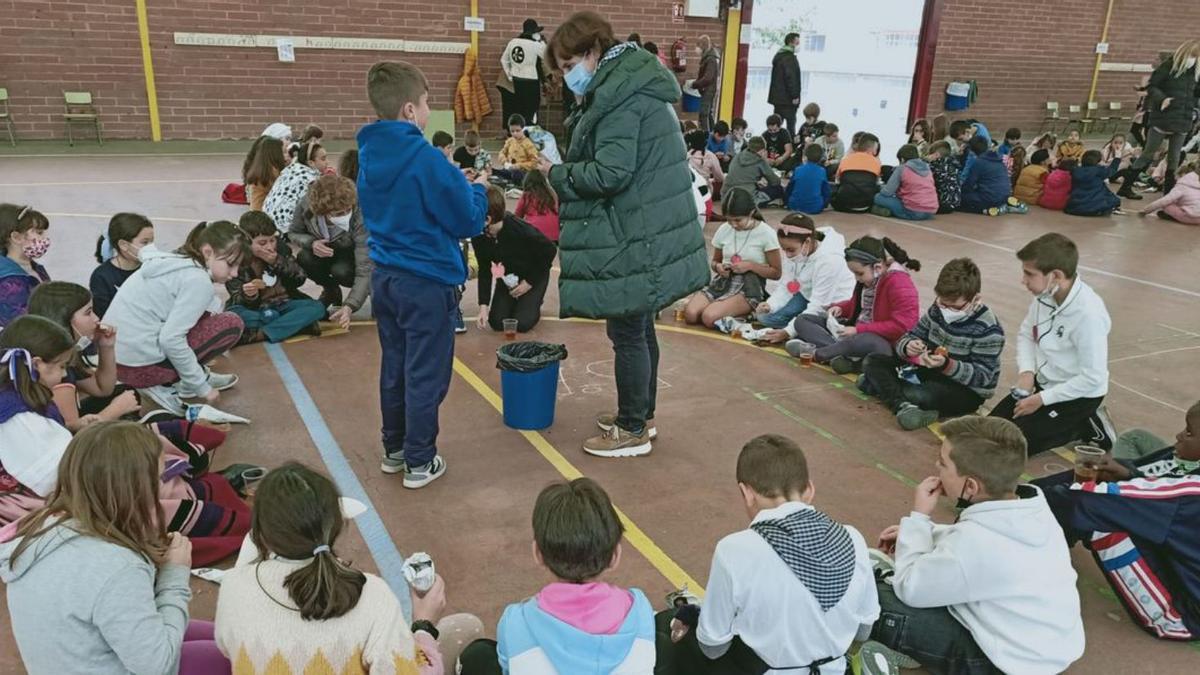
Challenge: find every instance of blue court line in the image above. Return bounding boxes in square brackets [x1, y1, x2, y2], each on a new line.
[264, 342, 412, 616]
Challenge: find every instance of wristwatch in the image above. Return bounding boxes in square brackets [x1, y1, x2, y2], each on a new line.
[411, 619, 439, 640]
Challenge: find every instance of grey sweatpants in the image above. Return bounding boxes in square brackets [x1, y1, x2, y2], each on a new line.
[791, 313, 893, 363]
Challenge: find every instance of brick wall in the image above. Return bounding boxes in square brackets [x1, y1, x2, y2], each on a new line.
[923, 0, 1200, 136]
[0, 0, 724, 141]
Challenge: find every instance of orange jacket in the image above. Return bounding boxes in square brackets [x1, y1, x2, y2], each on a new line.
[500, 136, 540, 171]
[454, 48, 492, 125]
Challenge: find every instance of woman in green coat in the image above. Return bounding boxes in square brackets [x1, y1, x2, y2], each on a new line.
[541, 11, 709, 458]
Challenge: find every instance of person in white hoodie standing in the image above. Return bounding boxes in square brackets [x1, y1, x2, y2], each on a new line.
[756, 214, 854, 334]
[103, 220, 246, 416]
[501, 19, 547, 127]
[988, 233, 1115, 455]
[862, 415, 1085, 675]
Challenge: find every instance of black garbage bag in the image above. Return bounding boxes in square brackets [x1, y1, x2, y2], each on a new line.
[496, 341, 568, 373]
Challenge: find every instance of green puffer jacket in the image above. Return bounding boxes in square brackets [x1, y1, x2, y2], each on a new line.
[549, 47, 709, 319]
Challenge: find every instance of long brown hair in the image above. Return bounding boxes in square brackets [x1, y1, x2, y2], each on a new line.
[27, 281, 93, 376]
[176, 220, 247, 268]
[243, 136, 286, 187]
[0, 203, 49, 257]
[930, 114, 948, 141]
[250, 463, 367, 621]
[1009, 145, 1028, 190]
[0, 315, 74, 414]
[11, 421, 167, 565]
[520, 170, 558, 215]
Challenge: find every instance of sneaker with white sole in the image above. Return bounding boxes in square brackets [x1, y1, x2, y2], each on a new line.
[206, 370, 239, 391]
[404, 455, 447, 489]
[896, 402, 939, 431]
[857, 641, 922, 674]
[381, 452, 406, 475]
[784, 339, 817, 358]
[139, 384, 186, 416]
[596, 413, 657, 440]
[583, 425, 652, 458]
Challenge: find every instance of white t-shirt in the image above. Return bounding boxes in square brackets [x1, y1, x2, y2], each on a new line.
[712, 221, 779, 265]
[0, 412, 72, 496]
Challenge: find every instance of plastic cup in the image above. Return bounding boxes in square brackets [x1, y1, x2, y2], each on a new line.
[503, 318, 518, 341]
[1073, 445, 1105, 483]
[799, 352, 814, 367]
[674, 308, 686, 322]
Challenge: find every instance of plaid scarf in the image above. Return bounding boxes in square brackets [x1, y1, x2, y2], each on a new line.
[750, 507, 855, 611]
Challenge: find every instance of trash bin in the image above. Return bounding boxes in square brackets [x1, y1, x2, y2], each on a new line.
[496, 341, 568, 431]
[681, 79, 701, 113]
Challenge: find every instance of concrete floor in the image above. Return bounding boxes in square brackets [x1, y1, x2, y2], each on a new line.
[1, 149, 1199, 672]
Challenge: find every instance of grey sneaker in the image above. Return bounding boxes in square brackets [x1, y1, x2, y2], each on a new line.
[896, 402, 939, 431]
[596, 413, 657, 440]
[858, 641, 922, 674]
[138, 384, 186, 416]
[829, 356, 862, 374]
[403, 455, 447, 489]
[784, 339, 817, 358]
[381, 452, 405, 475]
[206, 369, 239, 391]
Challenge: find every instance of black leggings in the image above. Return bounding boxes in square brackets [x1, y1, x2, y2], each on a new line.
[487, 274, 549, 333]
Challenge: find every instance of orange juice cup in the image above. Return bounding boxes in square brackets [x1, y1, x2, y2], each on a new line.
[503, 318, 518, 341]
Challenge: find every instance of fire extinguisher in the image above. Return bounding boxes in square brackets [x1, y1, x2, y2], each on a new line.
[671, 38, 688, 73]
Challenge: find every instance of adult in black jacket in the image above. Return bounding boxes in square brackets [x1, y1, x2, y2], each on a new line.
[768, 33, 803, 138]
[1120, 40, 1200, 199]
[473, 186, 558, 333]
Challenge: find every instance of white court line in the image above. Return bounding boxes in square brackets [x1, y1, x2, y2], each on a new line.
[44, 211, 201, 223]
[1109, 379, 1189, 413]
[0, 152, 245, 158]
[1110, 345, 1200, 364]
[0, 178, 230, 187]
[871, 215, 1200, 299]
[1158, 323, 1200, 338]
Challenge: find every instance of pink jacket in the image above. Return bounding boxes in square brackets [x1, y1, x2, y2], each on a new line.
[896, 165, 939, 213]
[830, 265, 920, 343]
[1144, 172, 1200, 224]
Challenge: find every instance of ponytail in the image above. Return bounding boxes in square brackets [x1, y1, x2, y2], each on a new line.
[250, 463, 366, 621]
[882, 237, 921, 271]
[177, 220, 246, 268]
[846, 235, 921, 272]
[721, 187, 764, 223]
[98, 212, 153, 264]
[94, 235, 108, 264]
[0, 315, 75, 414]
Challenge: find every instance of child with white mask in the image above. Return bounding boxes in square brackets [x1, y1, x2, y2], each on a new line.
[288, 175, 374, 329]
[756, 214, 854, 331]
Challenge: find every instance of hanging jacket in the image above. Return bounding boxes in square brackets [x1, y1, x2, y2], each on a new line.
[548, 45, 708, 319]
[1144, 171, 1200, 223]
[1039, 168, 1072, 210]
[1013, 164, 1049, 205]
[455, 47, 493, 125]
[1065, 164, 1121, 216]
[829, 265, 920, 343]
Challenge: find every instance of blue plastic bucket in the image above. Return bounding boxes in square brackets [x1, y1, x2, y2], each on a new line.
[501, 361, 561, 430]
[681, 79, 701, 112]
[944, 81, 970, 111]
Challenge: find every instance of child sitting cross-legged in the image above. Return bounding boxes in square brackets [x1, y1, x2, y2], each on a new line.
[756, 214, 854, 332]
[783, 236, 921, 375]
[1013, 148, 1052, 205]
[1033, 401, 1200, 640]
[926, 141, 961, 213]
[656, 434, 880, 675]
[684, 188, 782, 329]
[453, 129, 494, 177]
[495, 114, 540, 185]
[456, 478, 656, 674]
[861, 258, 1005, 431]
[1065, 149, 1123, 217]
[90, 212, 154, 319]
[785, 144, 831, 214]
[225, 211, 327, 345]
[861, 416, 1085, 675]
[1056, 128, 1085, 165]
[830, 132, 882, 213]
[707, 120, 733, 167]
[958, 135, 1028, 216]
[1039, 158, 1075, 210]
[687, 129, 726, 201]
[871, 143, 939, 220]
[724, 136, 784, 207]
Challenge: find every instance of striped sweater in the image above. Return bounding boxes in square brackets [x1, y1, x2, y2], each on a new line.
[895, 304, 1005, 398]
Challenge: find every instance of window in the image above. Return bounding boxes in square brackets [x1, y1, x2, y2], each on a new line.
[803, 34, 826, 52]
[880, 31, 918, 48]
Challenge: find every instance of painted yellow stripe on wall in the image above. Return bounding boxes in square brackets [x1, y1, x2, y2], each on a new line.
[134, 0, 162, 141]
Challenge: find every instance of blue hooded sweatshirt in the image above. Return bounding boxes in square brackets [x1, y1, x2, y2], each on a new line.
[355, 120, 488, 285]
[960, 151, 1011, 209]
[496, 588, 656, 674]
[786, 161, 832, 214]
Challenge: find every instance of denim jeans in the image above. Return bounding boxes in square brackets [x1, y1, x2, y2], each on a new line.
[757, 293, 809, 329]
[227, 298, 327, 343]
[874, 193, 934, 221]
[606, 312, 659, 435]
[871, 581, 999, 675]
[372, 266, 456, 467]
[861, 354, 984, 416]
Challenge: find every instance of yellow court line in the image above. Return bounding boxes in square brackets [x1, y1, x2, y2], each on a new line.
[451, 357, 706, 598]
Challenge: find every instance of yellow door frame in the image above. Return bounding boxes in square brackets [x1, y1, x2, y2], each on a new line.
[718, 7, 742, 123]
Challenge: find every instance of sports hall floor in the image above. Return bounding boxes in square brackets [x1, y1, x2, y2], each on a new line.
[1, 143, 1198, 673]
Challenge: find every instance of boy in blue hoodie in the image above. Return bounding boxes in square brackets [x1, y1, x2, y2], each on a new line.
[356, 61, 489, 488]
[786, 143, 831, 213]
[958, 136, 1028, 216]
[457, 478, 656, 674]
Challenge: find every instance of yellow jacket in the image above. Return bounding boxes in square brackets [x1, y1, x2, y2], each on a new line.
[500, 136, 540, 171]
[1013, 164, 1048, 204]
[1056, 140, 1085, 163]
[454, 47, 492, 125]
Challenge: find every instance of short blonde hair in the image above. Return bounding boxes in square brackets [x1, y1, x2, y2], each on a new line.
[366, 61, 428, 120]
[307, 175, 357, 216]
[941, 416, 1027, 496]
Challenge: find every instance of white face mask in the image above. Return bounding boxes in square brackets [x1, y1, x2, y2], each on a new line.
[940, 304, 974, 324]
[329, 212, 352, 229]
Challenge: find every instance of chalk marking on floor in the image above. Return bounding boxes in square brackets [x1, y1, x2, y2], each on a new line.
[0, 178, 230, 187]
[264, 342, 412, 615]
[872, 215, 1200, 300]
[1158, 323, 1200, 339]
[1109, 378, 1189, 413]
[451, 357, 705, 597]
[1109, 345, 1200, 364]
[42, 211, 202, 223]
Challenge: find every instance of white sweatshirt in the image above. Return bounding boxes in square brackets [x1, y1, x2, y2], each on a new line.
[891, 486, 1085, 675]
[501, 36, 545, 81]
[1016, 277, 1110, 405]
[764, 227, 855, 314]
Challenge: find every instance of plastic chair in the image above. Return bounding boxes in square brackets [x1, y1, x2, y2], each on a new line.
[63, 91, 102, 146]
[1040, 102, 1061, 133]
[0, 88, 14, 147]
[1066, 104, 1083, 131]
[1100, 102, 1131, 134]
[1081, 101, 1100, 133]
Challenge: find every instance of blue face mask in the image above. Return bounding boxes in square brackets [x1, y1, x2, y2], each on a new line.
[565, 60, 595, 96]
